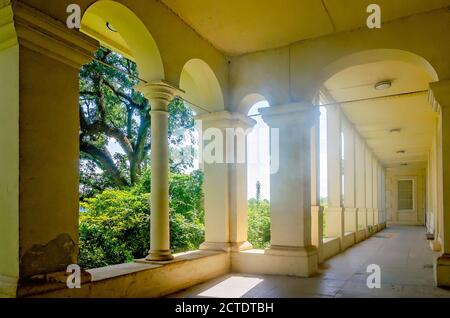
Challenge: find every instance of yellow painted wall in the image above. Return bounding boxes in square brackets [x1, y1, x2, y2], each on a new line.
[0, 44, 19, 284]
[18, 47, 80, 278]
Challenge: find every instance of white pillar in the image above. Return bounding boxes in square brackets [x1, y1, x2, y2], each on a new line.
[355, 134, 367, 238]
[342, 119, 357, 234]
[326, 105, 344, 240]
[311, 116, 323, 262]
[138, 82, 178, 261]
[196, 111, 255, 252]
[380, 168, 386, 227]
[429, 80, 450, 287]
[365, 149, 374, 231]
[260, 103, 318, 276]
[373, 159, 379, 229]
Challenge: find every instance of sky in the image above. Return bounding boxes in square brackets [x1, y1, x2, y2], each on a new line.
[107, 103, 329, 201]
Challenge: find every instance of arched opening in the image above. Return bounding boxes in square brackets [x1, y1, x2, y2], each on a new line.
[316, 49, 439, 251]
[243, 97, 270, 249]
[77, 2, 203, 269]
[81, 0, 164, 83]
[179, 58, 225, 114]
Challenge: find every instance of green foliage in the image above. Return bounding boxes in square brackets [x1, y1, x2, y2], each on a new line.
[247, 198, 271, 249]
[79, 189, 150, 268]
[79, 47, 196, 191]
[79, 169, 205, 269]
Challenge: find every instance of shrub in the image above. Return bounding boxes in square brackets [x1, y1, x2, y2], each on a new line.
[79, 170, 205, 269]
[247, 198, 271, 249]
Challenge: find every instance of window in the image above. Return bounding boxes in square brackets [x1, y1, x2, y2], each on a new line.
[398, 179, 414, 210]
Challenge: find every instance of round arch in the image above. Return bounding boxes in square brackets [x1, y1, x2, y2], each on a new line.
[313, 49, 439, 98]
[81, 0, 164, 83]
[179, 58, 224, 114]
[238, 93, 269, 115]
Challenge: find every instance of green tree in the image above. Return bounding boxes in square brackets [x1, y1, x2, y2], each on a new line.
[79, 48, 195, 195]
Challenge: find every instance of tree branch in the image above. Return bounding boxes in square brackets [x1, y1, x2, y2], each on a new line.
[80, 140, 129, 188]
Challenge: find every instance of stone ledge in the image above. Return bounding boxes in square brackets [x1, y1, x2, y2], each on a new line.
[28, 250, 229, 298]
[323, 237, 340, 260]
[231, 248, 318, 277]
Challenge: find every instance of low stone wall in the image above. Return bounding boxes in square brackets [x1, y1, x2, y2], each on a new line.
[342, 232, 356, 250]
[356, 229, 367, 242]
[323, 237, 341, 261]
[31, 250, 229, 298]
[28, 223, 389, 297]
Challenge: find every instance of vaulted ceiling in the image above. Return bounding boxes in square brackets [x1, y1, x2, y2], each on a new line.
[324, 60, 436, 170]
[162, 0, 450, 56]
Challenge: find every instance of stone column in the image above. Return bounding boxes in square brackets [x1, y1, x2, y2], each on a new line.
[138, 82, 179, 261]
[3, 2, 98, 297]
[326, 105, 344, 243]
[342, 119, 358, 236]
[196, 111, 256, 252]
[0, 2, 19, 297]
[355, 133, 367, 240]
[366, 149, 374, 232]
[311, 115, 323, 262]
[430, 117, 442, 251]
[373, 160, 379, 230]
[260, 103, 319, 276]
[429, 79, 450, 287]
[380, 168, 386, 228]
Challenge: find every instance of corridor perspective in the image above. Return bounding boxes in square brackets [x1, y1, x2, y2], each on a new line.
[169, 225, 450, 298]
[1, 0, 450, 299]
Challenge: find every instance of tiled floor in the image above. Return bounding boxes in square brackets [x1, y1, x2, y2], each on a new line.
[168, 225, 450, 298]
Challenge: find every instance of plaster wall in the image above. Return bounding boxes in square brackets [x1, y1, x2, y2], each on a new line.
[386, 168, 426, 225]
[18, 47, 80, 278]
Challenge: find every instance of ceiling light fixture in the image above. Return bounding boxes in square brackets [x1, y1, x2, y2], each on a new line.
[106, 22, 118, 32]
[401, 163, 408, 166]
[390, 128, 402, 133]
[375, 80, 392, 90]
[397, 150, 406, 154]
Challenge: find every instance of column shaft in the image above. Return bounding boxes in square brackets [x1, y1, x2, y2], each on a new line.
[326, 105, 344, 239]
[342, 119, 357, 234]
[260, 103, 318, 252]
[429, 80, 450, 287]
[197, 111, 255, 252]
[138, 82, 178, 261]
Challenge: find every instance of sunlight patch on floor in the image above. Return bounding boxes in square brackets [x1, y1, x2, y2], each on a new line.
[198, 276, 264, 298]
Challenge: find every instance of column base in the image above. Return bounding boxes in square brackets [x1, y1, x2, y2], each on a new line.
[199, 241, 253, 252]
[146, 250, 174, 261]
[232, 245, 318, 277]
[430, 239, 442, 252]
[435, 254, 450, 287]
[344, 207, 358, 234]
[325, 207, 344, 239]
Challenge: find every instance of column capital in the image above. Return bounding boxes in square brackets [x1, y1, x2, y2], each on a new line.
[260, 102, 319, 127]
[136, 81, 182, 111]
[12, 1, 98, 68]
[195, 111, 256, 129]
[429, 79, 450, 112]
